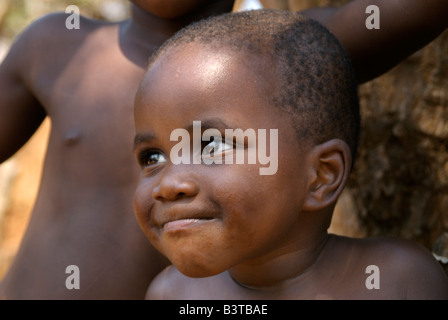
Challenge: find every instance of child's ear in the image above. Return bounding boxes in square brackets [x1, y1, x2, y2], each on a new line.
[302, 139, 352, 212]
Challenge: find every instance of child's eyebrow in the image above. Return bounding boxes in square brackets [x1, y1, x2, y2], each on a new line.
[187, 118, 232, 131]
[133, 132, 156, 151]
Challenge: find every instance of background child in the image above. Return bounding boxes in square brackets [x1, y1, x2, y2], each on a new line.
[133, 9, 448, 299]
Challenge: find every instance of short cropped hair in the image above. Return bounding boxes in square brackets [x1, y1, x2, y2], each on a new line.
[148, 9, 360, 161]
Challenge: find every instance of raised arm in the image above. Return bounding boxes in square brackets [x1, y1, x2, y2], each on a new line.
[300, 0, 448, 83]
[0, 22, 47, 163]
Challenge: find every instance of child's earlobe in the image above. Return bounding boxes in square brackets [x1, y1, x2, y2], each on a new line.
[302, 139, 352, 212]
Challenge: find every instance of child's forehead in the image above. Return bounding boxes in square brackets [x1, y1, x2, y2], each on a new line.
[138, 42, 287, 123]
[150, 42, 274, 90]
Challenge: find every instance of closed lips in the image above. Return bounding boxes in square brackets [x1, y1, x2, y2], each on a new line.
[162, 217, 215, 231]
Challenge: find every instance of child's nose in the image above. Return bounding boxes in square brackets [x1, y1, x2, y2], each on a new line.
[152, 168, 199, 202]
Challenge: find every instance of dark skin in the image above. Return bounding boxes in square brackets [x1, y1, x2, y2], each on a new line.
[0, 0, 447, 299]
[134, 43, 448, 299]
[301, 0, 448, 83]
[0, 0, 235, 300]
[148, 235, 448, 299]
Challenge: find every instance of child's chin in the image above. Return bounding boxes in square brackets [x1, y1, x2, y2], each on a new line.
[176, 264, 222, 279]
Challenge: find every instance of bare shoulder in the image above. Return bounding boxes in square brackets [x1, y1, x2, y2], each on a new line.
[23, 10, 112, 36]
[6, 11, 116, 71]
[11, 11, 106, 47]
[335, 235, 448, 299]
[377, 236, 448, 299]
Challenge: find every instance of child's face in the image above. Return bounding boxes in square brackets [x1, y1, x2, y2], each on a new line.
[133, 43, 313, 278]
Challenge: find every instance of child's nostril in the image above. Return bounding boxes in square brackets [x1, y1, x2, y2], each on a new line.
[175, 192, 186, 200]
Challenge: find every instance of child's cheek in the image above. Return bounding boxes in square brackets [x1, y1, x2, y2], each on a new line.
[133, 181, 154, 229]
[208, 164, 264, 206]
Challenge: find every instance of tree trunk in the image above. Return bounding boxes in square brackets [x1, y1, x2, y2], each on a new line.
[349, 29, 448, 249]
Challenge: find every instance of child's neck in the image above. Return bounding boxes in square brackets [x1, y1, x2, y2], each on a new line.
[123, 2, 234, 50]
[228, 232, 330, 289]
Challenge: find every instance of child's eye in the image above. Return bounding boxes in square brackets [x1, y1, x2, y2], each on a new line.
[138, 150, 167, 167]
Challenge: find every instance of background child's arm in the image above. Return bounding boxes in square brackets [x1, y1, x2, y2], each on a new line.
[0, 21, 48, 163]
[300, 0, 448, 83]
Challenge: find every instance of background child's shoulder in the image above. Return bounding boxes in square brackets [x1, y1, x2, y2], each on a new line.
[14, 11, 112, 51]
[5, 11, 120, 78]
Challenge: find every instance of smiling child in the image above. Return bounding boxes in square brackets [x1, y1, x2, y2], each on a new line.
[133, 9, 448, 299]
